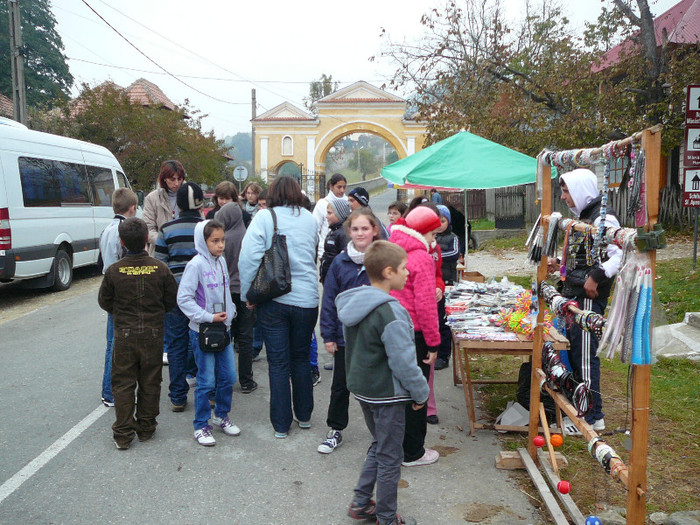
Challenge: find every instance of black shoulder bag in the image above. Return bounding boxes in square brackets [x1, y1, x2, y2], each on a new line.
[246, 208, 292, 304]
[198, 260, 231, 353]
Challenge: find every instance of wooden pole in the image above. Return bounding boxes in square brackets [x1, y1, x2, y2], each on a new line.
[527, 163, 552, 460]
[625, 126, 661, 524]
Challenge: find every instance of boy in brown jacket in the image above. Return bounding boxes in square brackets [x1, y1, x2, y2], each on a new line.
[98, 218, 178, 450]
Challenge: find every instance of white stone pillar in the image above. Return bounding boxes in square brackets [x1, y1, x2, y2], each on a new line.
[407, 136, 416, 155]
[260, 137, 268, 182]
[306, 137, 316, 174]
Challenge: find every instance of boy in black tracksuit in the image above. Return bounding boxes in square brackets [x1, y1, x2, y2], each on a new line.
[98, 218, 178, 450]
[547, 169, 621, 432]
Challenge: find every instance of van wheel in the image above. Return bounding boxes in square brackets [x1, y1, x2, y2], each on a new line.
[52, 249, 73, 292]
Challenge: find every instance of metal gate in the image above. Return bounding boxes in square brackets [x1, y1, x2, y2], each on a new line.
[495, 186, 525, 228]
[300, 170, 325, 203]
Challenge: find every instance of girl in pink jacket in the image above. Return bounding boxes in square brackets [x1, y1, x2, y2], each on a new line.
[388, 206, 442, 467]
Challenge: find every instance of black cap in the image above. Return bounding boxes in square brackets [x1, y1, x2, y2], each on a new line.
[176, 182, 204, 211]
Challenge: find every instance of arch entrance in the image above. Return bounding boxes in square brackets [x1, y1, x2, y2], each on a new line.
[252, 81, 427, 199]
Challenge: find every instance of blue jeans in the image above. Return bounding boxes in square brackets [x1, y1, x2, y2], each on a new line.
[165, 306, 190, 405]
[310, 331, 318, 369]
[190, 329, 236, 430]
[257, 301, 318, 433]
[101, 313, 114, 402]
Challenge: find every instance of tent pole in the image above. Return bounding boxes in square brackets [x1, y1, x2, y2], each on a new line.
[463, 189, 469, 270]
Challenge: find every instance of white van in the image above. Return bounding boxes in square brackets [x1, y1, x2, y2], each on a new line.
[0, 117, 133, 291]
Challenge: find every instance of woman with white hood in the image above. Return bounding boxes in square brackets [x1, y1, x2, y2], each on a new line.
[178, 220, 240, 446]
[547, 168, 622, 435]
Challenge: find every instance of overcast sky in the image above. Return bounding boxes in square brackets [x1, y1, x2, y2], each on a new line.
[52, 0, 681, 139]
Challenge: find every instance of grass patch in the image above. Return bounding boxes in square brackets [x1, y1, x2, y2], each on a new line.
[479, 232, 529, 252]
[470, 218, 495, 230]
[654, 257, 699, 324]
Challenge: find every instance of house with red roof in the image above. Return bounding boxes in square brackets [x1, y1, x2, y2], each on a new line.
[0, 93, 14, 119]
[593, 0, 700, 72]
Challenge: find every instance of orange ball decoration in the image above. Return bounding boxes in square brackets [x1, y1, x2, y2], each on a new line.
[551, 434, 564, 447]
[557, 481, 571, 494]
[533, 435, 545, 448]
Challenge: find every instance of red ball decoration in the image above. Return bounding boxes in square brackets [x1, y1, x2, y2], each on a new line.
[533, 435, 545, 448]
[557, 481, 571, 494]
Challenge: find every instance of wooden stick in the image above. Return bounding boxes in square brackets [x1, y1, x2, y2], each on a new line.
[543, 124, 662, 167]
[537, 449, 587, 525]
[528, 163, 552, 460]
[540, 402, 559, 476]
[625, 125, 660, 525]
[518, 448, 570, 525]
[535, 369, 632, 490]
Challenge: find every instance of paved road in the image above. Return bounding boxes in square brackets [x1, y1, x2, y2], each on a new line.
[0, 278, 543, 524]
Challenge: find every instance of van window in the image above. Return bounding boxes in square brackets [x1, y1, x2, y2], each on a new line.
[19, 157, 90, 207]
[116, 171, 129, 189]
[88, 166, 115, 206]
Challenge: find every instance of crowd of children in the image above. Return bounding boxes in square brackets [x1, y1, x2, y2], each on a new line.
[98, 169, 462, 525]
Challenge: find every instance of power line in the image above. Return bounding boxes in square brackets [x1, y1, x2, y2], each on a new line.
[79, 0, 248, 106]
[67, 57, 386, 85]
[92, 0, 302, 103]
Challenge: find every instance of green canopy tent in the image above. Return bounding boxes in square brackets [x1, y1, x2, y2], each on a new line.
[381, 131, 539, 266]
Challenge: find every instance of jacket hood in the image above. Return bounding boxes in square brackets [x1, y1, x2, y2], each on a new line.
[336, 286, 396, 327]
[215, 202, 244, 231]
[194, 220, 218, 263]
[560, 169, 599, 217]
[388, 224, 429, 253]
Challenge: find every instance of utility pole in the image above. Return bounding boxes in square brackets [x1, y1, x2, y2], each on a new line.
[251, 89, 256, 177]
[8, 0, 27, 125]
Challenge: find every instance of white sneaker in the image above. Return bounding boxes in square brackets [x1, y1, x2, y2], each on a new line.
[211, 413, 221, 426]
[402, 448, 439, 467]
[317, 429, 343, 454]
[562, 416, 582, 436]
[194, 425, 216, 446]
[592, 418, 605, 431]
[217, 416, 241, 436]
[162, 353, 169, 365]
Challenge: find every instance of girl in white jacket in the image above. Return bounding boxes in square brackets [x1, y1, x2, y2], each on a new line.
[178, 220, 239, 446]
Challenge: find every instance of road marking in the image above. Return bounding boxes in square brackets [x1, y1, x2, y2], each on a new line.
[0, 405, 108, 504]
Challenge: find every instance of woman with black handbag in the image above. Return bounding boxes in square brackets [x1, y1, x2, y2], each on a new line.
[239, 176, 319, 439]
[178, 220, 241, 446]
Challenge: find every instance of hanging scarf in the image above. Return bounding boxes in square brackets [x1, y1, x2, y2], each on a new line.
[346, 241, 365, 265]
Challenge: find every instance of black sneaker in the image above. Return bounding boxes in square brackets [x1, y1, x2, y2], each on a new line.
[311, 367, 321, 387]
[113, 439, 130, 450]
[171, 401, 187, 412]
[317, 429, 343, 454]
[426, 415, 439, 425]
[240, 381, 258, 394]
[347, 499, 376, 520]
[434, 358, 449, 370]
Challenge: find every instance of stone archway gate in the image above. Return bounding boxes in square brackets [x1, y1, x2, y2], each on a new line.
[252, 81, 427, 199]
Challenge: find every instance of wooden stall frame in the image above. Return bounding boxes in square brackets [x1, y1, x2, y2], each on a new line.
[526, 126, 661, 525]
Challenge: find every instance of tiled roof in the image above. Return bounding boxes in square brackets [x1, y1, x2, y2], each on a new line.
[124, 78, 176, 110]
[0, 93, 14, 118]
[594, 0, 700, 72]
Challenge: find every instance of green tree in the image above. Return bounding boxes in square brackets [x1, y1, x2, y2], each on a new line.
[32, 83, 228, 190]
[304, 73, 338, 114]
[0, 0, 73, 107]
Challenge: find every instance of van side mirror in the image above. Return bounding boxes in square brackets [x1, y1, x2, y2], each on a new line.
[136, 190, 144, 207]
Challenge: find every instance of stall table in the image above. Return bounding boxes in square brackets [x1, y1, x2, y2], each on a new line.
[452, 328, 568, 435]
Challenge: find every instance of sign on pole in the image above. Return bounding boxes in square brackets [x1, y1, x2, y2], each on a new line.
[682, 168, 700, 207]
[684, 85, 700, 167]
[233, 166, 249, 182]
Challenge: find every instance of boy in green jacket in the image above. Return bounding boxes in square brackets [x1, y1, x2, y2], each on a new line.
[336, 240, 429, 525]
